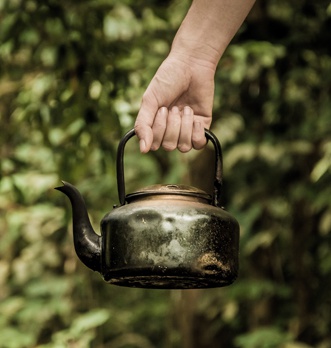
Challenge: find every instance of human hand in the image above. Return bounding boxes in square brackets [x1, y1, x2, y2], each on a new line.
[134, 53, 216, 153]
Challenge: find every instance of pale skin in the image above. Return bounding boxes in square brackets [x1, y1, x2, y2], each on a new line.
[134, 0, 256, 153]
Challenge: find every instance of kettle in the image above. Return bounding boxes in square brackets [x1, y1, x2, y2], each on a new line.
[56, 128, 239, 289]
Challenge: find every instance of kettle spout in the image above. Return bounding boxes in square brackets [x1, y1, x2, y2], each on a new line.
[55, 181, 101, 273]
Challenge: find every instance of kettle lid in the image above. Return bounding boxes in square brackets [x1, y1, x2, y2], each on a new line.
[126, 184, 212, 203]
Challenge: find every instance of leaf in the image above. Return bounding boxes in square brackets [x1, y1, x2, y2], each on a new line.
[243, 230, 276, 255]
[72, 309, 110, 334]
[224, 143, 257, 169]
[234, 327, 292, 348]
[0, 327, 35, 348]
[311, 157, 331, 182]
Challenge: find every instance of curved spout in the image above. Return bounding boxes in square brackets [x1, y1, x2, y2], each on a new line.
[55, 181, 101, 272]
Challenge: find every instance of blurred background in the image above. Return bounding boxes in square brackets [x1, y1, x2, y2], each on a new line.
[1, 0, 331, 347]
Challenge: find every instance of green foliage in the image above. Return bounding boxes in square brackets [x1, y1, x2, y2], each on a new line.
[0, 0, 186, 347]
[1, 0, 331, 347]
[40, 309, 111, 347]
[235, 327, 292, 348]
[202, 2, 331, 347]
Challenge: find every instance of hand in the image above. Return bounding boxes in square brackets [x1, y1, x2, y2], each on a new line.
[134, 53, 216, 153]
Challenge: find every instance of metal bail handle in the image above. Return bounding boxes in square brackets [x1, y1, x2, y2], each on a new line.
[116, 128, 223, 207]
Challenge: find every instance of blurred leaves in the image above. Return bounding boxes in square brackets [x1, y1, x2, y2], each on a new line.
[234, 327, 292, 348]
[40, 309, 111, 348]
[0, 0, 182, 347]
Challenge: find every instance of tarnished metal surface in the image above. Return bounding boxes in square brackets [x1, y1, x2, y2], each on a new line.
[126, 184, 212, 203]
[55, 182, 102, 272]
[101, 196, 239, 289]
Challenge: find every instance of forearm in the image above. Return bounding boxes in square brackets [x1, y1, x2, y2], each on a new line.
[171, 0, 256, 69]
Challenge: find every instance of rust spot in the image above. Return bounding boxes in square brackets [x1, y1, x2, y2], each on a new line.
[195, 253, 230, 275]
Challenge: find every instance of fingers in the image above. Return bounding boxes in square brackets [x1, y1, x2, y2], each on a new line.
[136, 104, 208, 153]
[192, 119, 207, 150]
[178, 106, 194, 153]
[150, 107, 168, 151]
[151, 106, 207, 153]
[151, 106, 193, 152]
[162, 106, 181, 151]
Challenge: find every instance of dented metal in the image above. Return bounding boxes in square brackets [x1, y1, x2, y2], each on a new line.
[56, 129, 239, 289]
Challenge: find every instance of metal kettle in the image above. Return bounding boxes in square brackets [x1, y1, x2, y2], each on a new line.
[56, 129, 239, 289]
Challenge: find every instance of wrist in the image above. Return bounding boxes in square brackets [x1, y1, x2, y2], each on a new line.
[170, 5, 229, 70]
[169, 0, 255, 70]
[170, 36, 222, 72]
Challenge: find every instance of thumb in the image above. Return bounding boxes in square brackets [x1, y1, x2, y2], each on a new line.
[134, 123, 153, 153]
[135, 100, 156, 153]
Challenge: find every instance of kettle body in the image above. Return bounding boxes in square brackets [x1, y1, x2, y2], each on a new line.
[56, 129, 240, 289]
[101, 184, 239, 289]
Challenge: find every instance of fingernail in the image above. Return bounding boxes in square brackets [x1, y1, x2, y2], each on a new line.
[160, 106, 168, 115]
[139, 139, 147, 153]
[172, 106, 179, 113]
[184, 106, 192, 115]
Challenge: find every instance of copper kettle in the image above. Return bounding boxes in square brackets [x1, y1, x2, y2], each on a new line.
[56, 129, 239, 289]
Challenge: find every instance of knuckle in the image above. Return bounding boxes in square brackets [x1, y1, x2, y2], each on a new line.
[141, 91, 152, 104]
[134, 123, 142, 131]
[162, 142, 177, 152]
[178, 143, 192, 153]
[192, 140, 206, 150]
[153, 119, 166, 129]
[134, 123, 143, 137]
[150, 144, 160, 151]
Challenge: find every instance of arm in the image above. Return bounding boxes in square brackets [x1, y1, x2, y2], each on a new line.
[135, 0, 255, 153]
